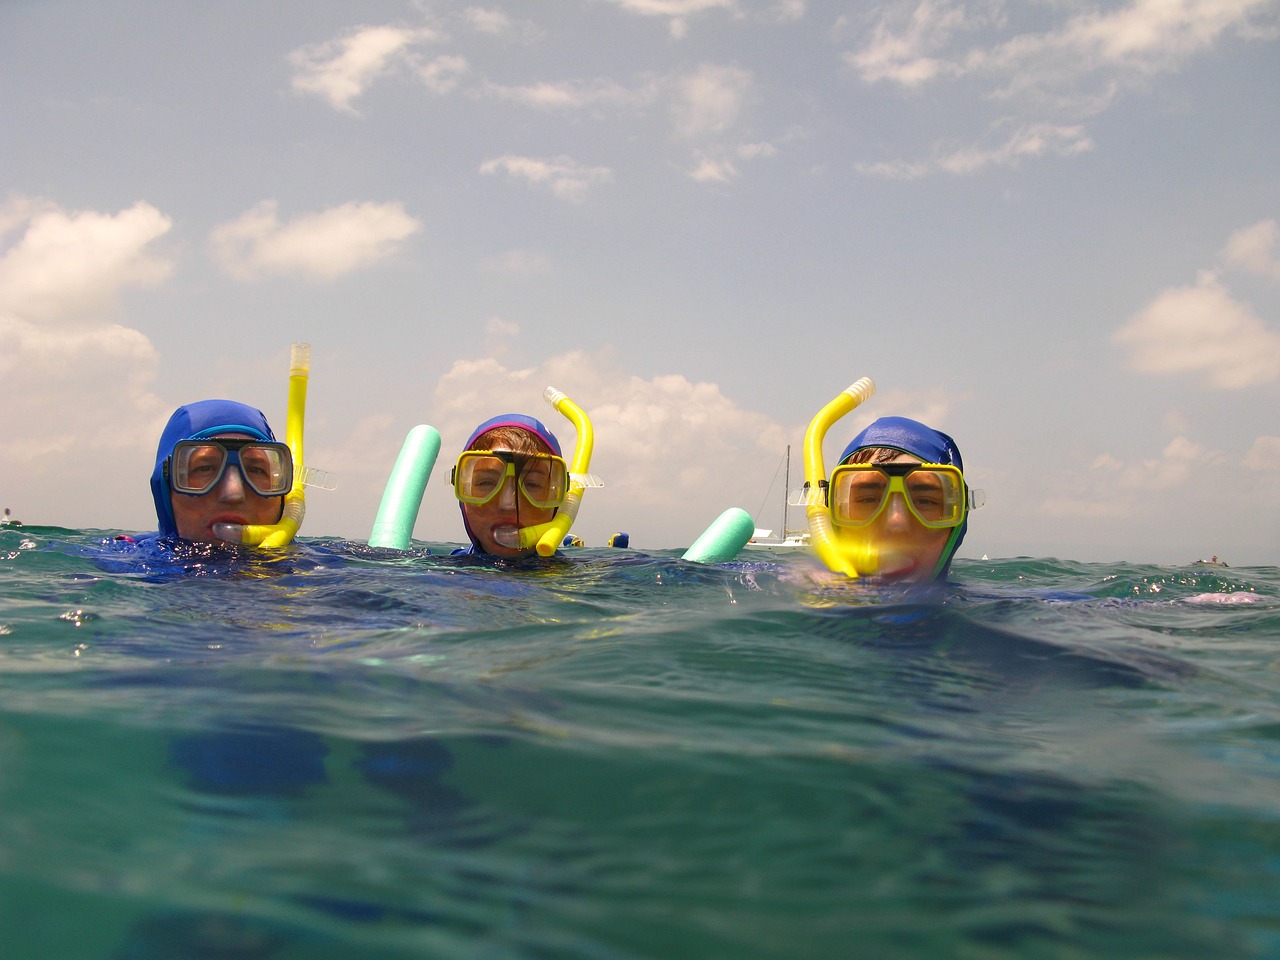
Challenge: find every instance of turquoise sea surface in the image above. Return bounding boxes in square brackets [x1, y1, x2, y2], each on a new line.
[1, 526, 1278, 959]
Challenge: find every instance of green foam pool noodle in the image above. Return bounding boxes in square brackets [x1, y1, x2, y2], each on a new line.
[682, 507, 755, 564]
[369, 425, 442, 549]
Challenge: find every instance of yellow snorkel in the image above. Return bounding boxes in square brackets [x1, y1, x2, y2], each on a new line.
[517, 387, 597, 557]
[803, 377, 878, 578]
[214, 343, 309, 548]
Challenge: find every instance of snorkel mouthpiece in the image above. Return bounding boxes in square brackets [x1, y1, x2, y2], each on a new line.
[803, 377, 879, 578]
[214, 342, 310, 547]
[517, 386, 595, 556]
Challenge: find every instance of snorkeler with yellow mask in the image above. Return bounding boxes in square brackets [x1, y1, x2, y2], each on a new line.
[802, 379, 982, 582]
[450, 389, 598, 558]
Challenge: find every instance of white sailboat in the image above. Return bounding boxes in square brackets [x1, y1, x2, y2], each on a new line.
[743, 446, 811, 551]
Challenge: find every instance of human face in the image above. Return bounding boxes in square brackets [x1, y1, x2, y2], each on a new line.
[459, 445, 558, 557]
[169, 433, 285, 542]
[842, 453, 952, 581]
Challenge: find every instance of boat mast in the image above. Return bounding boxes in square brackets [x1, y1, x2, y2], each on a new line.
[782, 445, 790, 537]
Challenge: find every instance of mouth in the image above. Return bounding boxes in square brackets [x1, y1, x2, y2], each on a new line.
[208, 513, 250, 531]
[490, 524, 522, 548]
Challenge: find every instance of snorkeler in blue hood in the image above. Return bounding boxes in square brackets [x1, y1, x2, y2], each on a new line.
[450, 413, 567, 557]
[835, 416, 977, 581]
[149, 400, 291, 542]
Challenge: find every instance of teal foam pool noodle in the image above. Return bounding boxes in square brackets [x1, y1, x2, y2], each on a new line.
[681, 507, 755, 564]
[368, 425, 442, 549]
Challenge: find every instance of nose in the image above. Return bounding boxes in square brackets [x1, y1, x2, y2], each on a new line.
[497, 477, 518, 509]
[215, 463, 247, 502]
[880, 492, 913, 530]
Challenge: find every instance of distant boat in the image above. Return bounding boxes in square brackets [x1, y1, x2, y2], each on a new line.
[744, 446, 811, 551]
[1192, 555, 1229, 567]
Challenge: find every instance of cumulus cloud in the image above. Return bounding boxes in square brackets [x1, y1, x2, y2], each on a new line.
[289, 25, 441, 113]
[859, 121, 1094, 178]
[1222, 219, 1280, 280]
[479, 155, 613, 203]
[687, 141, 777, 182]
[845, 0, 1276, 177]
[0, 199, 173, 322]
[1045, 436, 1215, 519]
[464, 7, 513, 34]
[483, 77, 642, 110]
[424, 347, 787, 546]
[1244, 435, 1280, 471]
[849, 0, 1274, 97]
[672, 64, 753, 139]
[407, 350, 974, 547]
[845, 0, 972, 87]
[1114, 269, 1280, 389]
[601, 0, 738, 38]
[417, 54, 470, 94]
[209, 200, 422, 281]
[482, 316, 522, 358]
[480, 248, 553, 277]
[0, 198, 172, 529]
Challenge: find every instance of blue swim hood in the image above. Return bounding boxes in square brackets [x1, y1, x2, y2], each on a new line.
[150, 400, 276, 537]
[458, 414, 562, 553]
[463, 414, 562, 457]
[839, 416, 969, 579]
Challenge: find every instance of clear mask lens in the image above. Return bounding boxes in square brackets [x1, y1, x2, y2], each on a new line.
[170, 439, 293, 497]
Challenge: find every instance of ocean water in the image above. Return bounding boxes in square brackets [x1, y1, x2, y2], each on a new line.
[1, 527, 1278, 960]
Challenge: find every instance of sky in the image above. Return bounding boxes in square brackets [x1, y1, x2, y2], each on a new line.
[2, 0, 1279, 565]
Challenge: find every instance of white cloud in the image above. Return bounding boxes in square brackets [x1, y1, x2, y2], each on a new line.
[209, 200, 422, 281]
[480, 248, 553, 277]
[463, 7, 513, 34]
[483, 77, 641, 110]
[423, 347, 788, 547]
[289, 25, 441, 113]
[850, 0, 1275, 97]
[604, 0, 735, 13]
[1222, 219, 1280, 280]
[1114, 270, 1280, 388]
[0, 199, 173, 322]
[479, 155, 613, 203]
[771, 0, 806, 24]
[482, 316, 522, 358]
[601, 0, 737, 37]
[0, 198, 172, 527]
[688, 154, 739, 182]
[845, 0, 971, 87]
[1244, 435, 1280, 472]
[846, 0, 1277, 181]
[672, 64, 753, 139]
[417, 54, 470, 94]
[858, 122, 1094, 179]
[1045, 436, 1215, 519]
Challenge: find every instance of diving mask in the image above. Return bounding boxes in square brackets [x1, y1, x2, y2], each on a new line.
[829, 462, 969, 529]
[452, 450, 569, 510]
[167, 438, 294, 498]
